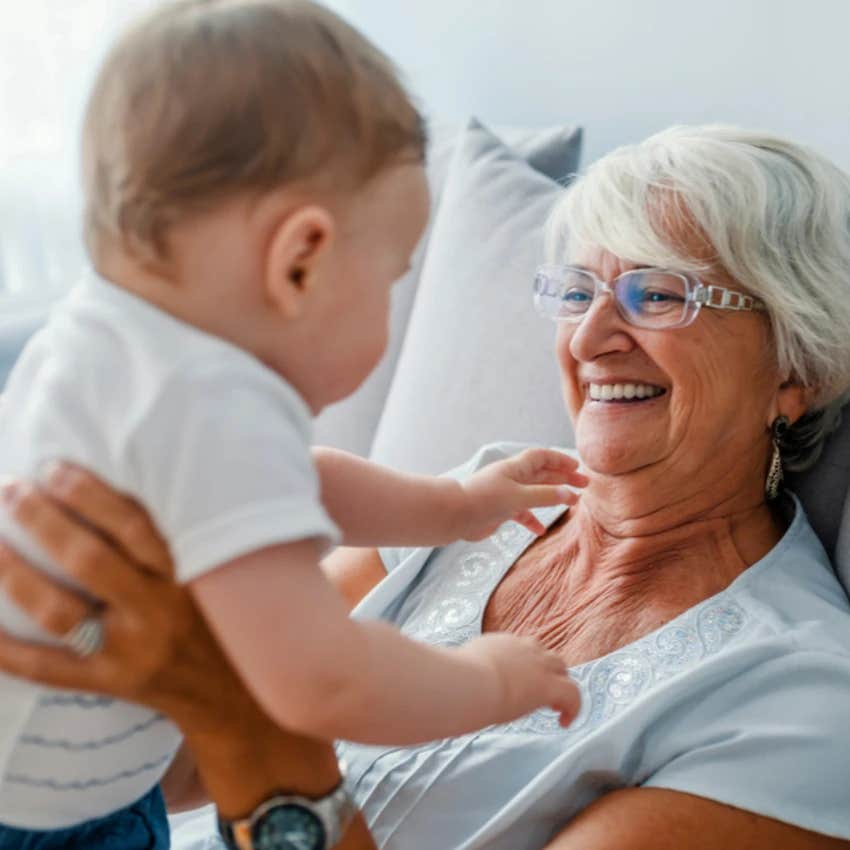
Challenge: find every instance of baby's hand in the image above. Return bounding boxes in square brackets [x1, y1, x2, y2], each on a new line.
[458, 448, 588, 539]
[459, 633, 580, 727]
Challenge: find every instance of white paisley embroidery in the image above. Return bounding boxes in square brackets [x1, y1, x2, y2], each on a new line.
[505, 597, 748, 736]
[396, 510, 750, 739]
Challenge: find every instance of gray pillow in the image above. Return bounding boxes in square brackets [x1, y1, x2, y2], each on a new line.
[789, 402, 850, 592]
[369, 119, 576, 474]
[312, 119, 581, 456]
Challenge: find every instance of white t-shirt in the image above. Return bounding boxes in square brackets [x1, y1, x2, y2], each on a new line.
[0, 272, 339, 828]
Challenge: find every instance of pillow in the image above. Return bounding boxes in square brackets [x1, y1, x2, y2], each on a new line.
[311, 120, 582, 455]
[789, 401, 850, 590]
[369, 119, 576, 474]
[425, 120, 583, 213]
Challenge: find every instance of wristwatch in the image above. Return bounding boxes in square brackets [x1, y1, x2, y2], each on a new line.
[217, 778, 356, 850]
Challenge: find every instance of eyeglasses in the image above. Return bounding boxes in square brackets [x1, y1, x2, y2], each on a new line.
[533, 264, 766, 330]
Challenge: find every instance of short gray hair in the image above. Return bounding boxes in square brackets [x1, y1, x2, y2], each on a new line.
[547, 124, 850, 470]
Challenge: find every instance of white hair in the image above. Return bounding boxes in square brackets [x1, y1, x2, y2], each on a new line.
[546, 124, 850, 469]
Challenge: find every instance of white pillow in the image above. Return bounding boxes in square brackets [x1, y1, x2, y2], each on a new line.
[369, 119, 576, 474]
[312, 120, 581, 455]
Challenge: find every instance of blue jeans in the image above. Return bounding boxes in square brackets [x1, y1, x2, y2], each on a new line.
[0, 784, 169, 849]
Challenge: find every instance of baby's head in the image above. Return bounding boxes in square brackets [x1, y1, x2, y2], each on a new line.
[83, 0, 429, 409]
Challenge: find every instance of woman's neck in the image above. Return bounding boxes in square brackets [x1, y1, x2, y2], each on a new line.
[567, 466, 784, 606]
[484, 467, 786, 664]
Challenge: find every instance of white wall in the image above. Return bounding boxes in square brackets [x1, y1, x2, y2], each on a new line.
[323, 0, 850, 169]
[2, 0, 848, 300]
[0, 0, 156, 300]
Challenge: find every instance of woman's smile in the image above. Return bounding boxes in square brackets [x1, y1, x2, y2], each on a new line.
[586, 382, 667, 402]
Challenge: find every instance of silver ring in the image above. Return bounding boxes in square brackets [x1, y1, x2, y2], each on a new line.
[62, 615, 105, 657]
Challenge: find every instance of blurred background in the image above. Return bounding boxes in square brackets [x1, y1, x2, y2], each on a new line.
[2, 0, 849, 304]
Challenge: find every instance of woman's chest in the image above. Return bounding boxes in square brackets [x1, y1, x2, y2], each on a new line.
[479, 526, 677, 666]
[482, 565, 642, 666]
[394, 514, 660, 668]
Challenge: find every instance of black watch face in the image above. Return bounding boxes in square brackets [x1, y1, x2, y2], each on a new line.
[252, 803, 326, 850]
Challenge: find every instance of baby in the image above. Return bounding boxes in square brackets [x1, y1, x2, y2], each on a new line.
[0, 0, 583, 844]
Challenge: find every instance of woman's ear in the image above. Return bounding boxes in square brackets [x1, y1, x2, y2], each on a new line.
[772, 375, 814, 428]
[264, 205, 335, 319]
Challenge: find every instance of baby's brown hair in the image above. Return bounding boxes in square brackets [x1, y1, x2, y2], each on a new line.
[82, 0, 426, 263]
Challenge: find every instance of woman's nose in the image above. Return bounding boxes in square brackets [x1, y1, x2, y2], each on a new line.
[566, 289, 635, 362]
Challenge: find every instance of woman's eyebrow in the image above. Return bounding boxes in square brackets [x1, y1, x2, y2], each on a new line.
[569, 263, 655, 274]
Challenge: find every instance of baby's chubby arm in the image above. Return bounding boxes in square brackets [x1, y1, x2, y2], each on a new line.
[312, 447, 588, 547]
[190, 538, 580, 746]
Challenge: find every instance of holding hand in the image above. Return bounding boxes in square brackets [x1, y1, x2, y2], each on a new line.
[458, 448, 588, 539]
[0, 468, 231, 728]
[0, 465, 359, 819]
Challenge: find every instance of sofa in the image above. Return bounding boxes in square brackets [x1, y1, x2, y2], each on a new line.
[2, 117, 850, 596]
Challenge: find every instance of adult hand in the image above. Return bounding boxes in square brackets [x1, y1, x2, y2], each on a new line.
[0, 465, 372, 844]
[0, 465, 231, 732]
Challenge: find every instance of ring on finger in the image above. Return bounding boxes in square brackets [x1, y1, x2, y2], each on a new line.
[61, 607, 105, 658]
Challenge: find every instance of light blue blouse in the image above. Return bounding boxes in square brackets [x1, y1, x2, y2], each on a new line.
[170, 443, 850, 850]
[336, 443, 850, 849]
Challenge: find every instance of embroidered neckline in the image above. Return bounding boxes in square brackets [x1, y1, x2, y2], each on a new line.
[395, 499, 805, 737]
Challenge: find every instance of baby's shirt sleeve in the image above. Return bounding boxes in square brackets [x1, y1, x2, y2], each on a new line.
[642, 646, 850, 839]
[126, 359, 339, 584]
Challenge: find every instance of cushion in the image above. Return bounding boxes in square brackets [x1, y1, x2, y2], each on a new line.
[311, 119, 582, 455]
[369, 119, 576, 474]
[790, 400, 850, 591]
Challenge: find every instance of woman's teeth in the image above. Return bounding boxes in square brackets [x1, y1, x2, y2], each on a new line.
[588, 383, 665, 401]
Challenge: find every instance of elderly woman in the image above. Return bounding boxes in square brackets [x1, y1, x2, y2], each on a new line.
[2, 124, 850, 850]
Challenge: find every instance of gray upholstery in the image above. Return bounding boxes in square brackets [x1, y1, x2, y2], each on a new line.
[789, 405, 850, 584]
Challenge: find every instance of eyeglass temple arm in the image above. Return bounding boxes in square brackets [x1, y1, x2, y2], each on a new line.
[693, 285, 765, 312]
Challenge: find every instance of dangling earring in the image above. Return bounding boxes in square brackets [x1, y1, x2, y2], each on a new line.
[765, 415, 790, 500]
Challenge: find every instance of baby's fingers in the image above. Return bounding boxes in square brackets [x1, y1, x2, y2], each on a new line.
[513, 510, 546, 536]
[537, 648, 581, 725]
[548, 675, 581, 727]
[509, 449, 589, 488]
[517, 484, 581, 511]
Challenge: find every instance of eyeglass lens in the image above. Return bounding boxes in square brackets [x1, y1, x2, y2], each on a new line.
[534, 268, 690, 328]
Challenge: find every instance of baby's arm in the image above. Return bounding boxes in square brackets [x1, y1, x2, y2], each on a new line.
[312, 447, 588, 547]
[320, 546, 387, 611]
[191, 539, 579, 746]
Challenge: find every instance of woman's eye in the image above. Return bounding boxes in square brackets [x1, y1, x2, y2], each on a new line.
[639, 289, 684, 304]
[564, 288, 592, 303]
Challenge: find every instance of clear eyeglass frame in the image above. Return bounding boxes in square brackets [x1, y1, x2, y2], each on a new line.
[532, 264, 767, 330]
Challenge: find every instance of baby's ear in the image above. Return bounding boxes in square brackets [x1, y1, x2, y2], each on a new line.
[264, 205, 335, 319]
